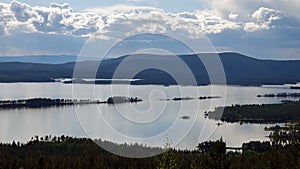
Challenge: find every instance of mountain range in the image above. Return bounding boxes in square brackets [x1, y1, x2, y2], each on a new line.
[0, 55, 77, 64]
[0, 52, 299, 86]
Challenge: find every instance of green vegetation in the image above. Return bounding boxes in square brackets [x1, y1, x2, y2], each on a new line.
[0, 123, 300, 169]
[158, 138, 178, 169]
[107, 96, 143, 104]
[207, 100, 300, 123]
[0, 136, 162, 169]
[2, 52, 300, 86]
[0, 98, 104, 109]
[199, 96, 221, 100]
[1, 94, 300, 168]
[257, 93, 300, 98]
[172, 97, 194, 101]
[0, 97, 143, 109]
[268, 120, 300, 145]
[161, 96, 221, 102]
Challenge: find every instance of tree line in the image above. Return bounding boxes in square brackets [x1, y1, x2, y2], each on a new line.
[0, 120, 299, 169]
[206, 100, 300, 123]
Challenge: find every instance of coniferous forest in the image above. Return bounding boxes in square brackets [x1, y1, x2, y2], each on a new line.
[0, 120, 299, 169]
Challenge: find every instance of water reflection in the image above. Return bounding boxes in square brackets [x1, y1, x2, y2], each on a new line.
[0, 83, 297, 149]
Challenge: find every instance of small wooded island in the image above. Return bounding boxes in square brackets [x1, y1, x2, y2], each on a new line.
[162, 96, 221, 101]
[257, 92, 300, 98]
[206, 100, 300, 123]
[0, 97, 143, 109]
[107, 96, 142, 104]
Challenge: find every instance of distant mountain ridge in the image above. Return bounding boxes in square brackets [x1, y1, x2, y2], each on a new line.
[0, 55, 78, 64]
[0, 52, 299, 86]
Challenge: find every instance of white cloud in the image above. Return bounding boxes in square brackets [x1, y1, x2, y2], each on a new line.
[49, 3, 71, 10]
[251, 7, 282, 23]
[244, 7, 282, 32]
[85, 5, 242, 39]
[0, 1, 298, 59]
[208, 0, 299, 21]
[0, 1, 242, 39]
[0, 1, 293, 41]
[228, 12, 239, 20]
[0, 1, 100, 37]
[201, 0, 288, 33]
[10, 1, 40, 22]
[244, 22, 267, 32]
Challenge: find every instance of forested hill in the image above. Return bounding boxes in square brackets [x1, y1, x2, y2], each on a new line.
[0, 55, 77, 64]
[0, 52, 300, 86]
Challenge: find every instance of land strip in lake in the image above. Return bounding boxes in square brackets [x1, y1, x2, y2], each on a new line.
[257, 92, 300, 98]
[0, 97, 143, 109]
[206, 100, 300, 123]
[161, 96, 221, 101]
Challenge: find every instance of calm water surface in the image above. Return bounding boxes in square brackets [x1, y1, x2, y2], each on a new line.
[0, 82, 298, 149]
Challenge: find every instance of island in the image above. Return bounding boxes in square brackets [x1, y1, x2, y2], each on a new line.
[179, 115, 190, 120]
[0, 97, 143, 109]
[0, 98, 105, 109]
[206, 100, 300, 123]
[257, 92, 300, 98]
[172, 97, 194, 101]
[161, 96, 221, 101]
[199, 96, 221, 100]
[290, 86, 300, 89]
[107, 96, 143, 104]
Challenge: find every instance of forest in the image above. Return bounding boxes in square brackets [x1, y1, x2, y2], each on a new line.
[0, 97, 142, 109]
[0, 120, 299, 169]
[206, 100, 300, 123]
[257, 93, 300, 98]
[0, 98, 102, 109]
[2, 52, 300, 86]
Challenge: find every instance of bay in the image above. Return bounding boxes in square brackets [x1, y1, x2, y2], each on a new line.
[0, 82, 298, 149]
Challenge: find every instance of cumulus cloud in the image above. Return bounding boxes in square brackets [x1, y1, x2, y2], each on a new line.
[0, 1, 99, 37]
[0, 2, 14, 35]
[10, 1, 40, 22]
[78, 5, 242, 39]
[244, 7, 282, 32]
[0, 1, 293, 39]
[0, 1, 242, 39]
[251, 7, 282, 23]
[209, 0, 299, 20]
[244, 22, 267, 32]
[49, 3, 71, 10]
[203, 0, 297, 33]
[0, 1, 298, 59]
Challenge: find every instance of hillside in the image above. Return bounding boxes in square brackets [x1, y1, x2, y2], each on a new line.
[0, 52, 300, 86]
[0, 55, 78, 64]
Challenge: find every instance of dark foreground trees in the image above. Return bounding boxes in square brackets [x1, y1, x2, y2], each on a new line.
[0, 133, 299, 169]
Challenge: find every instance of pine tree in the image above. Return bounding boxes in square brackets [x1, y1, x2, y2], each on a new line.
[158, 137, 178, 169]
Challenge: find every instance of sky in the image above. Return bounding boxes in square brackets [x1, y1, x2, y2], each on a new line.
[0, 0, 299, 60]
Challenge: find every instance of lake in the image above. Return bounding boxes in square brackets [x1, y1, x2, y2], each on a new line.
[0, 82, 298, 150]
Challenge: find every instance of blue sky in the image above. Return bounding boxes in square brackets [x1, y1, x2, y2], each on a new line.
[0, 0, 299, 60]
